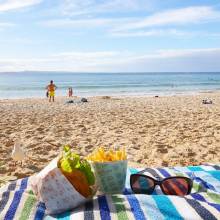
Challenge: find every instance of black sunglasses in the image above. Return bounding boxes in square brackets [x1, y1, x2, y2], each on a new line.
[130, 169, 193, 196]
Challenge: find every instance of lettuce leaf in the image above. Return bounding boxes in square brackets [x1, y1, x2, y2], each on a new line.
[78, 160, 95, 185]
[60, 145, 95, 185]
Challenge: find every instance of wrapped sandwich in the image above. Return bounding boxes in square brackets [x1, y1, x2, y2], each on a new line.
[31, 145, 95, 214]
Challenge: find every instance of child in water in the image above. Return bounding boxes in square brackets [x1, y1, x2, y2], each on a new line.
[68, 87, 73, 97]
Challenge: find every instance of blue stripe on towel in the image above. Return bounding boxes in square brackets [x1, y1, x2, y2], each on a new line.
[20, 177, 28, 190]
[7, 181, 17, 191]
[191, 172, 220, 192]
[0, 191, 10, 214]
[185, 198, 218, 220]
[136, 194, 164, 220]
[34, 201, 46, 220]
[157, 168, 171, 178]
[174, 167, 192, 173]
[187, 166, 204, 172]
[191, 193, 220, 212]
[44, 216, 56, 220]
[125, 193, 146, 220]
[56, 211, 71, 220]
[208, 203, 220, 212]
[152, 195, 183, 220]
[98, 195, 111, 220]
[129, 168, 138, 174]
[3, 178, 28, 220]
[84, 200, 94, 220]
[194, 177, 215, 191]
[200, 165, 216, 171]
[0, 182, 17, 213]
[191, 193, 206, 202]
[208, 171, 220, 181]
[213, 165, 220, 170]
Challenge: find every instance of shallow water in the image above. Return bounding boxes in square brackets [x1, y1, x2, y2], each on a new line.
[0, 72, 220, 99]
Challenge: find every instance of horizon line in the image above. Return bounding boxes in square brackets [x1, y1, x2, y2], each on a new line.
[1, 71, 220, 74]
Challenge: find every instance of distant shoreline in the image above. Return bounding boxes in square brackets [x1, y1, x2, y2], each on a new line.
[1, 71, 220, 74]
[0, 90, 219, 101]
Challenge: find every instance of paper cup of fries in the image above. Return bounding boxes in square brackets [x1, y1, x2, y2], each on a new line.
[87, 147, 127, 194]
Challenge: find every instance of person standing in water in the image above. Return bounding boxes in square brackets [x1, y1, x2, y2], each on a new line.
[46, 80, 57, 102]
[68, 87, 73, 97]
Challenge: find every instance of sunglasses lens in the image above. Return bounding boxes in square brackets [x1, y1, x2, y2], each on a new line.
[131, 175, 155, 194]
[161, 178, 190, 196]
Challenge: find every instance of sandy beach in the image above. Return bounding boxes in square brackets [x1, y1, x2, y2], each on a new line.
[0, 93, 220, 184]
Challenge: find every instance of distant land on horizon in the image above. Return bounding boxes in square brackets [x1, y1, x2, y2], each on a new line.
[1, 71, 220, 75]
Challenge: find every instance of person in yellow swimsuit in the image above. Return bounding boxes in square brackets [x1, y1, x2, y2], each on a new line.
[46, 80, 57, 102]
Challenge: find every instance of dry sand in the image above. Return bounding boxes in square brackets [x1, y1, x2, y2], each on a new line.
[0, 93, 220, 184]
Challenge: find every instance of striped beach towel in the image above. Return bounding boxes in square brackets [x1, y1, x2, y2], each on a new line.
[0, 164, 220, 219]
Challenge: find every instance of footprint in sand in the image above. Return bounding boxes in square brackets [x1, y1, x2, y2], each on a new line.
[187, 152, 196, 157]
[156, 148, 168, 154]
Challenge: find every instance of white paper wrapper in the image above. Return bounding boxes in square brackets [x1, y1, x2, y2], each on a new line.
[30, 157, 87, 215]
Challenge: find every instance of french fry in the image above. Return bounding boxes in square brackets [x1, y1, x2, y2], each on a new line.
[87, 147, 127, 162]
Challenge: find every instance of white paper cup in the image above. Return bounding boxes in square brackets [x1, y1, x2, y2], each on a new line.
[91, 160, 127, 194]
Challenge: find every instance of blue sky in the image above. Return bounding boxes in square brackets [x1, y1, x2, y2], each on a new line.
[0, 0, 220, 72]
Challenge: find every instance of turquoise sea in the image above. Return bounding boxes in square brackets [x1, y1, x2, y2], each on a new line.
[0, 72, 220, 99]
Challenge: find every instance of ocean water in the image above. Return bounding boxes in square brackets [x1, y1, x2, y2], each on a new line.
[0, 72, 220, 99]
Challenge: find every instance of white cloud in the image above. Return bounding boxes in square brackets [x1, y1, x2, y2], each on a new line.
[43, 18, 129, 28]
[43, 5, 220, 40]
[61, 0, 154, 16]
[0, 22, 14, 31]
[115, 6, 220, 31]
[111, 29, 220, 38]
[0, 48, 220, 72]
[0, 22, 14, 27]
[0, 0, 42, 12]
[53, 51, 121, 59]
[140, 48, 220, 59]
[110, 29, 194, 37]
